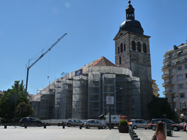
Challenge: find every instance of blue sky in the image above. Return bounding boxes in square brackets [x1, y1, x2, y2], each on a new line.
[0, 0, 187, 97]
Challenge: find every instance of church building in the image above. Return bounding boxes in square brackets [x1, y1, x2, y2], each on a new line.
[114, 0, 153, 119]
[30, 0, 153, 120]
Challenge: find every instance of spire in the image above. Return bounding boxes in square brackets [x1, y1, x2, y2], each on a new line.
[126, 0, 135, 20]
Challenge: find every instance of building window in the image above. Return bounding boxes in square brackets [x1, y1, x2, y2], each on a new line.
[137, 42, 141, 52]
[118, 47, 119, 54]
[169, 53, 173, 58]
[169, 85, 174, 90]
[169, 77, 173, 82]
[185, 64, 187, 69]
[169, 69, 172, 74]
[121, 43, 123, 53]
[119, 56, 121, 65]
[124, 44, 126, 51]
[177, 65, 182, 71]
[177, 74, 183, 80]
[185, 73, 187, 79]
[143, 43, 147, 53]
[178, 84, 184, 89]
[180, 93, 185, 98]
[132, 41, 136, 51]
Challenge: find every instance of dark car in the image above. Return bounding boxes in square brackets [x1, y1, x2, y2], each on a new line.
[19, 117, 44, 127]
[150, 118, 181, 131]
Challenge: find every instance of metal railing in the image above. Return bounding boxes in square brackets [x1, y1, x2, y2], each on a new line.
[163, 89, 175, 95]
[162, 72, 174, 78]
[163, 51, 187, 62]
[162, 58, 187, 70]
[162, 81, 174, 87]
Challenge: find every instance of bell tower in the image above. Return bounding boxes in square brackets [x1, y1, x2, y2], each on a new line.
[114, 0, 153, 119]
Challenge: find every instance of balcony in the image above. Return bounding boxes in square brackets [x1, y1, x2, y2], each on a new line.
[162, 81, 174, 87]
[162, 63, 175, 70]
[162, 58, 187, 70]
[163, 51, 187, 62]
[162, 73, 174, 79]
[163, 89, 175, 95]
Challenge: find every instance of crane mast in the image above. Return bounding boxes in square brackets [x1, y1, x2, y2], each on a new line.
[25, 33, 67, 96]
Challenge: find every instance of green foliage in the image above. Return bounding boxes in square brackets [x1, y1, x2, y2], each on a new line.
[148, 95, 178, 121]
[0, 80, 29, 122]
[119, 120, 128, 126]
[16, 102, 34, 121]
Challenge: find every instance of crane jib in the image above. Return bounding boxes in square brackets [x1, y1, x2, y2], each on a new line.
[25, 33, 67, 96]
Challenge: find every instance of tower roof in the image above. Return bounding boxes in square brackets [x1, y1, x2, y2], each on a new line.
[119, 0, 144, 35]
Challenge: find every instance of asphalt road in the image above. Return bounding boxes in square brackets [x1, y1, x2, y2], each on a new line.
[134, 128, 187, 140]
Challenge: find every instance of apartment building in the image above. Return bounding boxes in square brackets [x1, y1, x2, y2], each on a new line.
[162, 43, 187, 114]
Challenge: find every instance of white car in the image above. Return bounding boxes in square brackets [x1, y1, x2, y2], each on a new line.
[84, 119, 107, 129]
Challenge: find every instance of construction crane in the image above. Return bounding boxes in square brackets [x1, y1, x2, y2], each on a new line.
[25, 33, 67, 96]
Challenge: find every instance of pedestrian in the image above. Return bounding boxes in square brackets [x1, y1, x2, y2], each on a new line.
[155, 121, 166, 140]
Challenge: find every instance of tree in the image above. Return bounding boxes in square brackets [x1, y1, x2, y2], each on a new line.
[0, 80, 29, 122]
[16, 102, 34, 121]
[148, 95, 177, 121]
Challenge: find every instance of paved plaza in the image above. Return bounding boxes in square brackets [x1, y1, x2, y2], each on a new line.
[134, 128, 187, 140]
[0, 126, 131, 140]
[0, 126, 186, 140]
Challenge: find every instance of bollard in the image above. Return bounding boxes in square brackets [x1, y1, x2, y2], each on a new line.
[133, 134, 138, 140]
[4, 124, 7, 129]
[25, 123, 27, 129]
[62, 125, 65, 129]
[44, 123, 46, 129]
[79, 125, 82, 129]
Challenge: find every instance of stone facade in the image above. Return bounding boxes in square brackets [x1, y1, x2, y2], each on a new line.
[114, 31, 153, 119]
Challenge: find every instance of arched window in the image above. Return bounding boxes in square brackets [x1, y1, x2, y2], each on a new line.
[118, 47, 120, 54]
[119, 56, 121, 65]
[143, 43, 147, 53]
[124, 44, 126, 51]
[132, 41, 136, 51]
[121, 43, 123, 53]
[137, 42, 141, 52]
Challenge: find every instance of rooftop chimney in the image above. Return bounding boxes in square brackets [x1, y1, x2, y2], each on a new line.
[174, 45, 178, 50]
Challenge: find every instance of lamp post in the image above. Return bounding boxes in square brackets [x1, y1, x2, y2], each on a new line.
[170, 95, 179, 121]
[13, 81, 18, 124]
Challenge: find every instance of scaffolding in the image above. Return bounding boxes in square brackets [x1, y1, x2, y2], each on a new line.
[54, 79, 62, 119]
[31, 66, 141, 119]
[116, 76, 141, 119]
[88, 72, 101, 119]
[59, 79, 73, 119]
[72, 75, 88, 119]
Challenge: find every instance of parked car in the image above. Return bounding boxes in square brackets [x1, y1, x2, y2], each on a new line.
[129, 119, 149, 129]
[19, 117, 44, 127]
[66, 118, 84, 127]
[150, 118, 181, 131]
[84, 119, 107, 129]
[183, 123, 187, 131]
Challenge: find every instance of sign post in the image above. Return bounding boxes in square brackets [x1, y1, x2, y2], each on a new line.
[106, 96, 114, 130]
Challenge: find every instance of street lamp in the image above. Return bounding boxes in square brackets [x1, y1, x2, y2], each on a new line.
[169, 95, 179, 120]
[13, 81, 19, 124]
